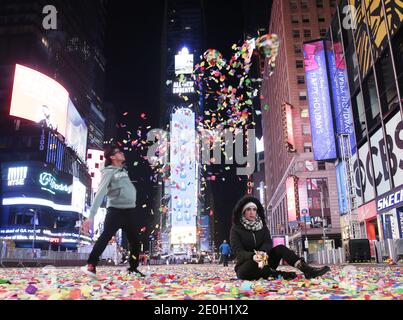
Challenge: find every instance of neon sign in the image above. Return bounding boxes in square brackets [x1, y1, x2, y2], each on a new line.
[7, 167, 28, 186]
[39, 172, 72, 194]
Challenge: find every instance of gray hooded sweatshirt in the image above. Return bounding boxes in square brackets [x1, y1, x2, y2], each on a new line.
[89, 165, 137, 219]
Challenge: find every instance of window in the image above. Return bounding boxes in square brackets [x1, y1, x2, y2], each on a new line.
[91, 172, 95, 177]
[330, 0, 337, 7]
[304, 142, 312, 153]
[88, 153, 92, 159]
[300, 108, 309, 117]
[293, 30, 300, 38]
[299, 90, 307, 100]
[320, 29, 327, 37]
[296, 60, 304, 68]
[95, 163, 99, 168]
[392, 27, 403, 96]
[318, 161, 326, 170]
[294, 44, 302, 54]
[352, 91, 367, 142]
[290, 1, 297, 9]
[301, 1, 308, 9]
[291, 16, 299, 24]
[304, 29, 311, 38]
[316, 0, 324, 8]
[302, 15, 310, 23]
[100, 155, 104, 161]
[362, 72, 381, 129]
[318, 15, 325, 23]
[302, 124, 311, 135]
[376, 46, 399, 114]
[297, 75, 305, 84]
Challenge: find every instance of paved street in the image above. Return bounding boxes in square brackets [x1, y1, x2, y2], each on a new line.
[0, 264, 402, 300]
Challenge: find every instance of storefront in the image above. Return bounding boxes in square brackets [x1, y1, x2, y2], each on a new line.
[1, 161, 90, 250]
[376, 184, 403, 240]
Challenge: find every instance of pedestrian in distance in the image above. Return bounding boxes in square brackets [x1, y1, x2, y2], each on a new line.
[230, 196, 330, 281]
[81, 145, 145, 278]
[219, 240, 231, 267]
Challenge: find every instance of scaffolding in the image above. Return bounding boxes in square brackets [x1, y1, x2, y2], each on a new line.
[338, 133, 361, 240]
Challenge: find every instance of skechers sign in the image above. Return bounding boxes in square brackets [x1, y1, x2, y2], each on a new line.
[303, 40, 337, 161]
[376, 185, 403, 214]
[39, 172, 72, 194]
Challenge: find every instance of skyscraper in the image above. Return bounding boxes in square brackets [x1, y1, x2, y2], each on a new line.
[261, 0, 340, 255]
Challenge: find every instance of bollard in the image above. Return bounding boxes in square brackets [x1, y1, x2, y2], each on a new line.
[332, 249, 337, 265]
[386, 239, 397, 263]
[337, 247, 344, 264]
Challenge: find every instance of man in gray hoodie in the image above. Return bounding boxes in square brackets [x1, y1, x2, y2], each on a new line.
[81, 145, 145, 278]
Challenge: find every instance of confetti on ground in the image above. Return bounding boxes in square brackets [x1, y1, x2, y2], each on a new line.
[0, 264, 401, 300]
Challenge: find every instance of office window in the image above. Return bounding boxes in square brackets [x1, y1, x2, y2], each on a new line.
[100, 155, 104, 161]
[87, 153, 92, 159]
[392, 27, 403, 95]
[95, 163, 99, 169]
[293, 30, 300, 38]
[301, 1, 308, 9]
[291, 16, 299, 24]
[352, 91, 367, 142]
[316, 0, 324, 8]
[318, 161, 326, 171]
[304, 29, 311, 38]
[302, 124, 311, 135]
[294, 44, 302, 54]
[320, 29, 327, 37]
[330, 0, 337, 7]
[297, 75, 305, 84]
[318, 15, 325, 23]
[304, 143, 312, 153]
[299, 91, 307, 100]
[290, 1, 298, 9]
[302, 15, 310, 23]
[300, 108, 309, 117]
[376, 46, 399, 114]
[296, 60, 304, 68]
[362, 72, 381, 129]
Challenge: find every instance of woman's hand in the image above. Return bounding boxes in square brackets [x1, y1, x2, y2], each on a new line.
[253, 251, 268, 268]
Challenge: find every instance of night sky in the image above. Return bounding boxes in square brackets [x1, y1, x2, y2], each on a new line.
[104, 1, 272, 249]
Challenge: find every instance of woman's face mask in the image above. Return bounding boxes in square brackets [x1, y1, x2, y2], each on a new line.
[243, 207, 257, 221]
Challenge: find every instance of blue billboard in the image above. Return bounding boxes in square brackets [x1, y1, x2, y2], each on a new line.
[326, 42, 356, 157]
[170, 108, 197, 244]
[335, 162, 348, 215]
[304, 40, 337, 161]
[199, 215, 210, 252]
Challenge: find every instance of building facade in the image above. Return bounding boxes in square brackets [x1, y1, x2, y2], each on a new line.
[261, 0, 340, 255]
[0, 1, 109, 250]
[328, 0, 403, 242]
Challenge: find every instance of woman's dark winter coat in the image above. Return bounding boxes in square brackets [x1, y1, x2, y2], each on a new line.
[229, 196, 273, 271]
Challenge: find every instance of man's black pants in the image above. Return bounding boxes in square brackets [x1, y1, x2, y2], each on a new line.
[88, 207, 140, 269]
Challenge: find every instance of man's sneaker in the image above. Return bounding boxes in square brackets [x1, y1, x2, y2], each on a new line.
[128, 267, 146, 277]
[80, 264, 97, 279]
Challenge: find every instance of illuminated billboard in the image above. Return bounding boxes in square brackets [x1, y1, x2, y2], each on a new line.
[170, 108, 197, 245]
[326, 42, 356, 156]
[10, 64, 69, 137]
[286, 176, 299, 225]
[303, 40, 337, 161]
[71, 177, 86, 214]
[66, 99, 88, 161]
[175, 49, 194, 75]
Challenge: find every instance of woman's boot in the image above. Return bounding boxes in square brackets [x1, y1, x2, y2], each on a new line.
[295, 259, 330, 279]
